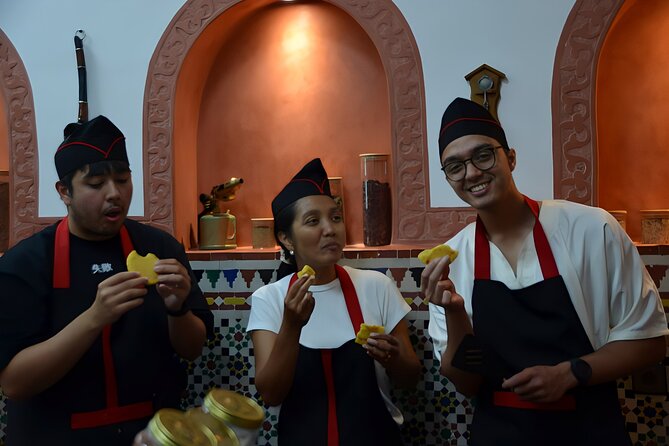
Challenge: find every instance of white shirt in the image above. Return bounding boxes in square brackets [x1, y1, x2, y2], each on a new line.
[247, 265, 411, 423]
[429, 200, 669, 359]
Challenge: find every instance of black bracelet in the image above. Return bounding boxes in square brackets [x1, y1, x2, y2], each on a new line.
[166, 302, 190, 317]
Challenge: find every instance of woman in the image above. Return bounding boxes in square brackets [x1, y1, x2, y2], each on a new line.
[247, 158, 421, 446]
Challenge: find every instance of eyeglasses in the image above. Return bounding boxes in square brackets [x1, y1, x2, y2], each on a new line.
[440, 146, 504, 182]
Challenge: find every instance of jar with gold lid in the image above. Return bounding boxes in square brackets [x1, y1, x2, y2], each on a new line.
[201, 389, 265, 446]
[186, 407, 240, 446]
[134, 408, 217, 446]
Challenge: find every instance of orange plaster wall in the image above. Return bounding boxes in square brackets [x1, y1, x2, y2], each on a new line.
[171, 1, 260, 248]
[596, 0, 669, 242]
[192, 1, 390, 248]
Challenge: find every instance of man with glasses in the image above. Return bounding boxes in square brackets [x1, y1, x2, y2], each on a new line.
[423, 97, 668, 445]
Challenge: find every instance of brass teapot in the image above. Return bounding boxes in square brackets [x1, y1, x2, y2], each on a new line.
[198, 178, 243, 250]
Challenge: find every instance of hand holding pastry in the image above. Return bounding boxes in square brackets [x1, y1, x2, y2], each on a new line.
[126, 250, 159, 285]
[355, 323, 385, 345]
[364, 331, 400, 367]
[153, 258, 191, 313]
[297, 264, 315, 278]
[127, 249, 192, 313]
[283, 273, 315, 328]
[88, 271, 148, 327]
[420, 244, 465, 311]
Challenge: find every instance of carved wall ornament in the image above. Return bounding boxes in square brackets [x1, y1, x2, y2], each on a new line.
[552, 0, 624, 205]
[0, 28, 42, 247]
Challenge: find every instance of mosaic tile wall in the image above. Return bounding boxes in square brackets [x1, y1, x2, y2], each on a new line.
[0, 250, 667, 445]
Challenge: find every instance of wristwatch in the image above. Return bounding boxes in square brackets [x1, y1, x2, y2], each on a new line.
[569, 358, 592, 386]
[166, 301, 190, 317]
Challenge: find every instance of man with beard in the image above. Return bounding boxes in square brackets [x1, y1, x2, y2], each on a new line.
[0, 116, 213, 445]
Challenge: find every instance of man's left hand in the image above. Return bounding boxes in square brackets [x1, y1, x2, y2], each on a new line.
[153, 259, 191, 313]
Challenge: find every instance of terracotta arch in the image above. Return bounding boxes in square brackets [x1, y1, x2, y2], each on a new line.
[144, 0, 473, 245]
[552, 0, 624, 204]
[0, 28, 40, 247]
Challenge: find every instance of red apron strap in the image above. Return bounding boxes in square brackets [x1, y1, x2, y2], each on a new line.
[524, 196, 560, 279]
[53, 219, 71, 289]
[474, 216, 491, 280]
[119, 225, 133, 258]
[288, 265, 364, 446]
[493, 391, 576, 411]
[334, 264, 365, 331]
[70, 401, 154, 429]
[475, 197, 559, 280]
[102, 326, 118, 408]
[320, 350, 340, 446]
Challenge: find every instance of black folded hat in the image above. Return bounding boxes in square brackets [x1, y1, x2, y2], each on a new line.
[271, 158, 332, 219]
[55, 115, 129, 179]
[438, 97, 508, 157]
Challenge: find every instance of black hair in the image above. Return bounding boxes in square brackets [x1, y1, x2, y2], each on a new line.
[274, 201, 299, 280]
[58, 160, 131, 196]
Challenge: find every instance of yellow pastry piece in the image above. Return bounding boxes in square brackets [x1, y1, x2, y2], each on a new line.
[418, 244, 458, 265]
[297, 264, 315, 278]
[355, 323, 385, 345]
[126, 250, 160, 285]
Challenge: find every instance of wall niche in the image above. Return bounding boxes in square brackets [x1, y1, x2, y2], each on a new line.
[144, 0, 460, 249]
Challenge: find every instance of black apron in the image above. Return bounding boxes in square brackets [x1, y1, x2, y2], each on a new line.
[278, 265, 402, 446]
[465, 196, 630, 446]
[5, 219, 197, 446]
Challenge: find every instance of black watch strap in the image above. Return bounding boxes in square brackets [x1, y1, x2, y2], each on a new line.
[166, 301, 190, 317]
[570, 358, 592, 386]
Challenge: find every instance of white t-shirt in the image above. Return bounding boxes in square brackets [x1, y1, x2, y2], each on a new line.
[247, 265, 411, 424]
[429, 199, 669, 359]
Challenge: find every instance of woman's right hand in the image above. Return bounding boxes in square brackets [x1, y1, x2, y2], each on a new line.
[421, 255, 465, 312]
[283, 275, 316, 327]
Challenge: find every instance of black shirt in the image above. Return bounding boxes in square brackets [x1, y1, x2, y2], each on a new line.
[0, 219, 214, 446]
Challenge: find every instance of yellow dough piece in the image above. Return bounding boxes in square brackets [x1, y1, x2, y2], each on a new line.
[297, 264, 315, 278]
[126, 250, 160, 285]
[355, 323, 385, 345]
[418, 244, 458, 265]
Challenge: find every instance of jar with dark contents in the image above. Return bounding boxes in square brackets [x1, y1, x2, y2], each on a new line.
[360, 154, 392, 246]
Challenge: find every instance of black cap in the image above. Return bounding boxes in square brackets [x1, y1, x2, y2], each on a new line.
[55, 115, 128, 179]
[438, 97, 508, 157]
[271, 158, 332, 219]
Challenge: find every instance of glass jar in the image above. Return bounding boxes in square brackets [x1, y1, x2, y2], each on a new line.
[186, 408, 240, 446]
[251, 218, 275, 249]
[134, 408, 217, 446]
[202, 389, 265, 446]
[640, 209, 669, 244]
[360, 153, 392, 246]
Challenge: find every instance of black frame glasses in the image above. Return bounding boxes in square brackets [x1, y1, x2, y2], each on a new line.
[440, 145, 504, 181]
